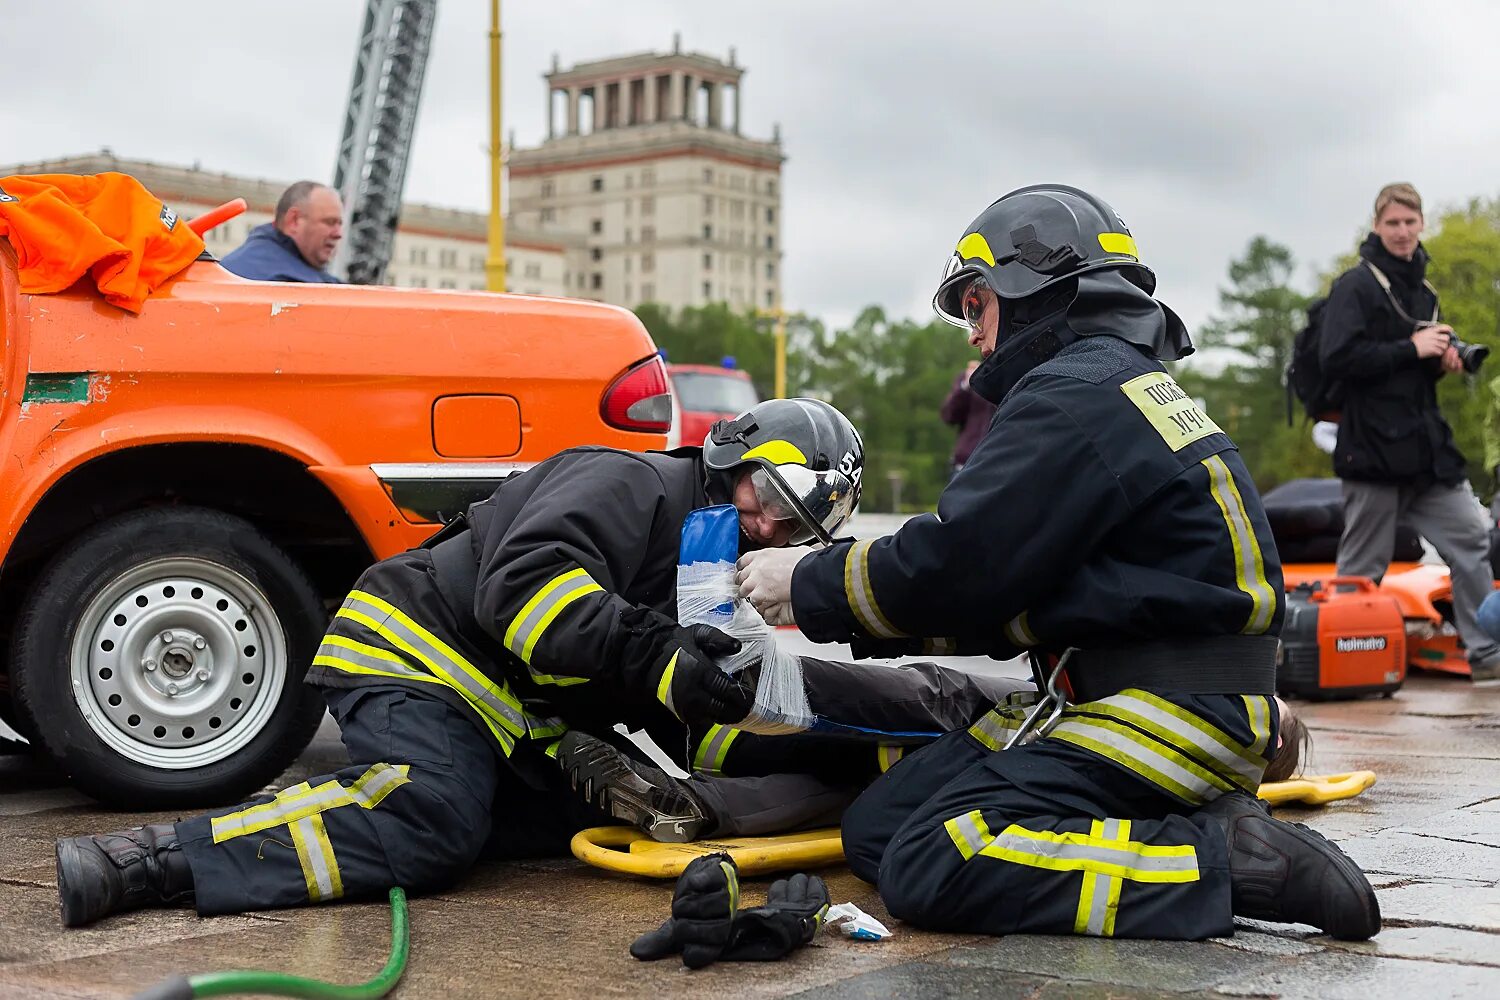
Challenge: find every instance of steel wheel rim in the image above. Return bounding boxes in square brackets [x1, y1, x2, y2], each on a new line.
[69, 556, 289, 770]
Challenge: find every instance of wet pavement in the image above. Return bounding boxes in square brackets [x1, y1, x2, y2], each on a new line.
[3, 661, 1500, 999]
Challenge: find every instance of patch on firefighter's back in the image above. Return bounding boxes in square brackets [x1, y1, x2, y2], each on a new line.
[1120, 372, 1223, 451]
[160, 203, 178, 231]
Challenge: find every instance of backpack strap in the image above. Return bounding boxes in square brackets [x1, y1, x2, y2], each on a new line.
[1362, 261, 1441, 325]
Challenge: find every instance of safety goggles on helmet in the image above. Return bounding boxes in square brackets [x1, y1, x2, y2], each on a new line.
[749, 464, 857, 546]
[961, 277, 988, 336]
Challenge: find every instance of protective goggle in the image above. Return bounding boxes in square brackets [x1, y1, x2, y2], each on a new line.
[750, 464, 858, 545]
[961, 277, 989, 336]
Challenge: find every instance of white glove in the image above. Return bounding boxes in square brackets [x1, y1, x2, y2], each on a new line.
[758, 602, 797, 627]
[735, 547, 811, 611]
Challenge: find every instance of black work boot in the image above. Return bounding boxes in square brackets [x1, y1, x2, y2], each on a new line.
[56, 823, 195, 927]
[557, 731, 711, 843]
[1199, 791, 1380, 940]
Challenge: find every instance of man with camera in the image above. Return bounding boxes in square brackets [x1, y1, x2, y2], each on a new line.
[1320, 182, 1500, 681]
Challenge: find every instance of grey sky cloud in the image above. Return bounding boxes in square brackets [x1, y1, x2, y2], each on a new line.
[4, 0, 1498, 352]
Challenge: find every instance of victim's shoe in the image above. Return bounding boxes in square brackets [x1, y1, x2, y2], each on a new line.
[556, 731, 711, 843]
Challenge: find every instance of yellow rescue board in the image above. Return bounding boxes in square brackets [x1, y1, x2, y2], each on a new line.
[571, 825, 845, 878]
[575, 772, 1377, 878]
[1257, 770, 1376, 806]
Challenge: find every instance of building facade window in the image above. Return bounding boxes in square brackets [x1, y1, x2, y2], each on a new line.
[703, 224, 713, 240]
[703, 281, 712, 298]
[642, 282, 655, 300]
[703, 252, 712, 269]
[641, 226, 656, 243]
[541, 179, 555, 197]
[765, 234, 774, 250]
[470, 254, 485, 272]
[766, 262, 775, 279]
[703, 167, 714, 183]
[540, 207, 556, 222]
[766, 289, 774, 306]
[591, 218, 603, 234]
[703, 195, 713, 214]
[591, 247, 603, 261]
[591, 175, 604, 192]
[766, 207, 775, 224]
[641, 252, 655, 273]
[439, 278, 455, 289]
[591, 273, 603, 290]
[641, 167, 655, 186]
[409, 246, 427, 265]
[640, 195, 655, 215]
[440, 249, 457, 268]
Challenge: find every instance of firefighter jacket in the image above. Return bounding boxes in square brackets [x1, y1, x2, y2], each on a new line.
[0, 172, 205, 313]
[791, 335, 1285, 662]
[307, 446, 710, 753]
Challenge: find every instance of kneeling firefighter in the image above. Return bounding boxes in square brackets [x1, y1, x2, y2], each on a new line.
[54, 398, 1015, 926]
[736, 184, 1381, 941]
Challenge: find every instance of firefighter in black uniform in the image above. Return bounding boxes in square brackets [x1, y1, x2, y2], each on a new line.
[737, 185, 1381, 942]
[54, 398, 1014, 926]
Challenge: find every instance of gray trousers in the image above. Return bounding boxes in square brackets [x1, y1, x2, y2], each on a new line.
[1338, 480, 1500, 666]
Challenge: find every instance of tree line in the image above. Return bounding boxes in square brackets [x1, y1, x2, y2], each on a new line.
[637, 197, 1500, 511]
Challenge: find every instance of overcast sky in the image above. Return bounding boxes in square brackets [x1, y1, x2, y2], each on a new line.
[4, 1, 1498, 345]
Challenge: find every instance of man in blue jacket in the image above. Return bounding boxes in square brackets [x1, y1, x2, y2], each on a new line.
[220, 181, 344, 283]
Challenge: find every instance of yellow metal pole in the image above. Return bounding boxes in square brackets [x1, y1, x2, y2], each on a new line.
[485, 0, 507, 292]
[774, 310, 787, 399]
[773, 297, 787, 399]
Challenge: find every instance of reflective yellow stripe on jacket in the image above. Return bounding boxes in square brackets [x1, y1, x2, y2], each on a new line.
[1047, 689, 1272, 805]
[329, 591, 529, 755]
[503, 568, 604, 683]
[843, 540, 906, 639]
[693, 724, 741, 775]
[1202, 455, 1276, 635]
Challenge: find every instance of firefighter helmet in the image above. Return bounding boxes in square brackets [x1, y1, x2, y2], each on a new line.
[703, 398, 863, 545]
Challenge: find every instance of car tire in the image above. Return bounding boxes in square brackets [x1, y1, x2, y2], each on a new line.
[11, 506, 327, 807]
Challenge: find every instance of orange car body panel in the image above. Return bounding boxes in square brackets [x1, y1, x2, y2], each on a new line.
[1, 247, 667, 566]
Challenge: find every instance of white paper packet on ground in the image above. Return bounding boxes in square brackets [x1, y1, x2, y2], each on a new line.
[824, 902, 893, 941]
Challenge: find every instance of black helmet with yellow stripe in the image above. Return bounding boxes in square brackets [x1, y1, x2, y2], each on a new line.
[933, 184, 1154, 325]
[703, 398, 863, 545]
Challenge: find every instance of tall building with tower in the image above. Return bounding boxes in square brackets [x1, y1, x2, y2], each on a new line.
[508, 37, 785, 312]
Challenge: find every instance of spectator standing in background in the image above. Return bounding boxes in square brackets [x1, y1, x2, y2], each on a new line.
[939, 359, 997, 480]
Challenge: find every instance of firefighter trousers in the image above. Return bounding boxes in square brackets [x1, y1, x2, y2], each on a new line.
[176, 685, 887, 916]
[842, 706, 1257, 941]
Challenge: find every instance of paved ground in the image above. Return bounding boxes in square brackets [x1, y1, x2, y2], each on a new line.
[4, 659, 1500, 999]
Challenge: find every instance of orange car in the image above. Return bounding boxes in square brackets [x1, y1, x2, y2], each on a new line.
[0, 207, 670, 805]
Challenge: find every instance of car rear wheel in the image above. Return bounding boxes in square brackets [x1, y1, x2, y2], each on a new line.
[11, 506, 327, 806]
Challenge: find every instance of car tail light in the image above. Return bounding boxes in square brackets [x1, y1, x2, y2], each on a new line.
[601, 355, 672, 433]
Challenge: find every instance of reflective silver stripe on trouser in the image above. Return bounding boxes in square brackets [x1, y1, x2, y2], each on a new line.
[341, 591, 528, 739]
[693, 724, 741, 774]
[210, 764, 413, 843]
[1047, 717, 1232, 805]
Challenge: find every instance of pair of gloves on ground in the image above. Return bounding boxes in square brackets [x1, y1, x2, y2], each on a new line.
[631, 853, 829, 969]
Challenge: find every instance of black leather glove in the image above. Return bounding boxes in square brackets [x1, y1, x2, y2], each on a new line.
[630, 852, 740, 969]
[639, 623, 750, 725]
[721, 872, 830, 962]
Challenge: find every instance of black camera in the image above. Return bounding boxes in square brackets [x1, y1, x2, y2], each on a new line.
[1450, 334, 1490, 373]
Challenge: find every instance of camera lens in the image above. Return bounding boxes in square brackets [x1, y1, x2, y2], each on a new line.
[1459, 342, 1490, 373]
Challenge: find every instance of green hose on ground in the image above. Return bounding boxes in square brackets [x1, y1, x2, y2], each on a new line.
[131, 887, 409, 1000]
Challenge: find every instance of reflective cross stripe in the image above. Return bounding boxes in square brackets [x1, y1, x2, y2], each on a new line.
[1075, 818, 1127, 936]
[289, 813, 343, 903]
[1048, 717, 1234, 805]
[211, 764, 411, 843]
[980, 821, 1199, 882]
[1202, 455, 1275, 635]
[922, 637, 957, 655]
[1003, 611, 1038, 648]
[693, 724, 741, 774]
[313, 635, 445, 687]
[1243, 694, 1272, 758]
[968, 705, 1028, 751]
[843, 540, 906, 639]
[341, 591, 528, 739]
[877, 744, 905, 773]
[503, 568, 605, 665]
[945, 809, 995, 861]
[1071, 689, 1267, 793]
